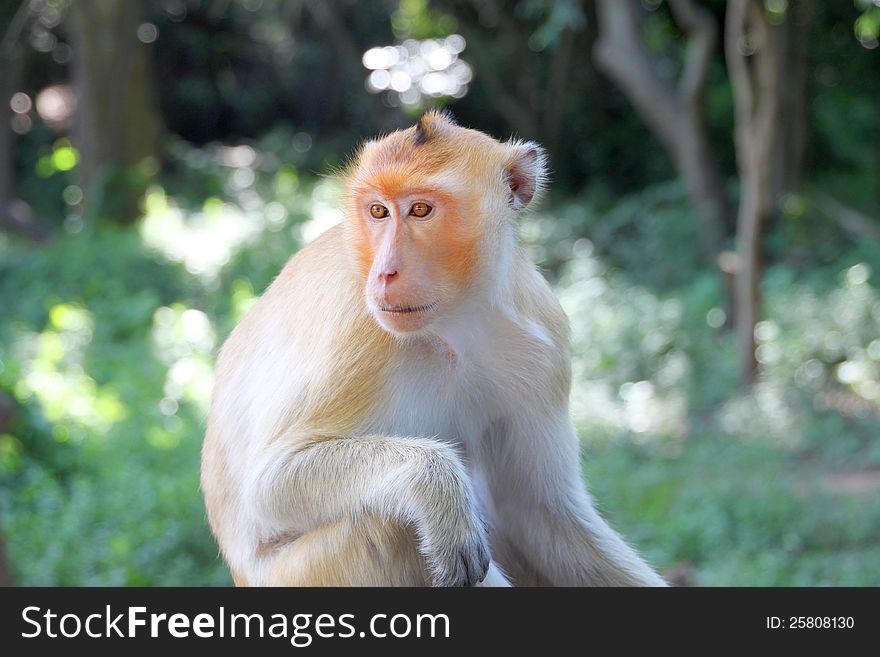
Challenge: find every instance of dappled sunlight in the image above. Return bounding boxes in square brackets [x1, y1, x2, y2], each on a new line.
[139, 154, 344, 279]
[229, 279, 259, 323]
[299, 179, 344, 244]
[762, 262, 880, 410]
[34, 139, 79, 179]
[719, 383, 800, 447]
[558, 236, 880, 449]
[139, 188, 269, 282]
[12, 304, 125, 437]
[34, 84, 76, 130]
[151, 304, 216, 416]
[558, 243, 690, 440]
[363, 35, 471, 108]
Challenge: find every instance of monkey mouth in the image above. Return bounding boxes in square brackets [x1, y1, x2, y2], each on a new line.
[377, 302, 438, 315]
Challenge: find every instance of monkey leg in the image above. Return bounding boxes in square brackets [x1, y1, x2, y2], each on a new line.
[262, 514, 430, 586]
[257, 514, 511, 587]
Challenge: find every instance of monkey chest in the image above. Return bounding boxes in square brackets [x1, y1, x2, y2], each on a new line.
[362, 360, 484, 447]
[358, 335, 531, 451]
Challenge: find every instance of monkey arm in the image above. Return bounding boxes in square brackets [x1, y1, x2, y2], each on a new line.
[486, 412, 668, 587]
[245, 434, 491, 587]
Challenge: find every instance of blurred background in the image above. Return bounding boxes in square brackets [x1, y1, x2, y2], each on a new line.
[1, 0, 879, 587]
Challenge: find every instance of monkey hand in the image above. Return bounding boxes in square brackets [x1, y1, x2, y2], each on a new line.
[421, 511, 491, 587]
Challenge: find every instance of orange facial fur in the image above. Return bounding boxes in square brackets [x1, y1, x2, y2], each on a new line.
[343, 110, 511, 333]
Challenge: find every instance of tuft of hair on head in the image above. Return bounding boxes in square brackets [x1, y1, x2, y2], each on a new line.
[503, 139, 548, 211]
[413, 108, 456, 146]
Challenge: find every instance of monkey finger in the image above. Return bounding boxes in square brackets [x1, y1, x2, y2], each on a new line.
[461, 552, 473, 587]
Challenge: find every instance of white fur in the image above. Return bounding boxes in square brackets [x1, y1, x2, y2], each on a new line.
[204, 136, 665, 587]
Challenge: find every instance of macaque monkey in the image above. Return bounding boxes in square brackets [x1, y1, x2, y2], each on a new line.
[201, 110, 666, 587]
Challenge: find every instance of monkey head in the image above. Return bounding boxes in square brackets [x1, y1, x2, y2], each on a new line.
[343, 109, 547, 334]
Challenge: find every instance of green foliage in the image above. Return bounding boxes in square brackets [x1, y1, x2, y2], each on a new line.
[0, 140, 319, 586]
[15, 128, 79, 230]
[392, 0, 457, 38]
[0, 223, 227, 583]
[588, 437, 880, 586]
[3, 161, 880, 584]
[3, 0, 880, 587]
[855, 0, 880, 47]
[519, 0, 585, 52]
[550, 181, 880, 586]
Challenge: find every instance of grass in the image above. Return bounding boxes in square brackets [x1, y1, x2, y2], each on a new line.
[587, 433, 880, 586]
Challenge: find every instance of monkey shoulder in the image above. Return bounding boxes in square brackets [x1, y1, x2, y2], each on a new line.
[231, 226, 367, 338]
[214, 225, 384, 397]
[488, 260, 572, 404]
[273, 225, 360, 311]
[511, 257, 571, 350]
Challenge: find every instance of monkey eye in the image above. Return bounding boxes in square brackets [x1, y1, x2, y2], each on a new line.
[409, 202, 432, 218]
[369, 203, 389, 219]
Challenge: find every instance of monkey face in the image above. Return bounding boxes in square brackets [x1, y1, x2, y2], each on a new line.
[359, 192, 449, 333]
[343, 110, 545, 335]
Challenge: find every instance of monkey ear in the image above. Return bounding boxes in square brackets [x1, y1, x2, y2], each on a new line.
[504, 141, 547, 211]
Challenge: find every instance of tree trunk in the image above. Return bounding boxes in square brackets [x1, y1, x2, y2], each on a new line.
[0, 40, 23, 229]
[735, 165, 765, 382]
[0, 532, 12, 587]
[0, 34, 16, 199]
[452, 0, 539, 140]
[593, 0, 733, 310]
[66, 0, 162, 224]
[782, 0, 815, 192]
[542, 0, 582, 157]
[726, 0, 785, 385]
[581, 0, 608, 131]
[0, 0, 50, 240]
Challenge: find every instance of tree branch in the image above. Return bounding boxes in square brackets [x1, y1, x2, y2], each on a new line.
[725, 0, 753, 158]
[446, 2, 538, 138]
[0, 0, 33, 56]
[668, 0, 716, 108]
[593, 0, 731, 271]
[543, 0, 583, 154]
[752, 1, 780, 156]
[593, 0, 682, 152]
[816, 194, 880, 241]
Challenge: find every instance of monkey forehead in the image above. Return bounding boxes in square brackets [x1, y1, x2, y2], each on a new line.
[347, 168, 476, 203]
[349, 121, 505, 195]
